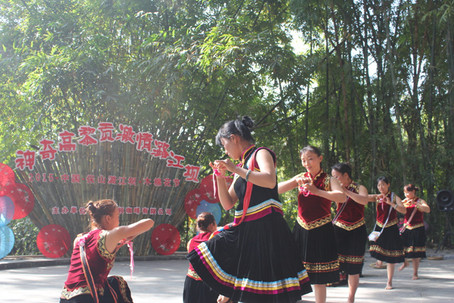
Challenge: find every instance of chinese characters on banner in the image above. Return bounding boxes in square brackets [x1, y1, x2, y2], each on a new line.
[50, 205, 172, 217]
[15, 122, 201, 185]
[26, 173, 181, 188]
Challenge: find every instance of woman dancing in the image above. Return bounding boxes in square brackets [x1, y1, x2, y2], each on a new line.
[368, 176, 405, 290]
[60, 199, 155, 303]
[188, 116, 312, 303]
[331, 163, 368, 303]
[279, 146, 346, 303]
[398, 184, 430, 280]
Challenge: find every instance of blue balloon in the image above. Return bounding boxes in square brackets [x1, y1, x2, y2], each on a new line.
[0, 225, 15, 259]
[196, 200, 222, 224]
[0, 196, 15, 227]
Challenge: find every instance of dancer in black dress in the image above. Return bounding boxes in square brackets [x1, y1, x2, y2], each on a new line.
[188, 116, 312, 303]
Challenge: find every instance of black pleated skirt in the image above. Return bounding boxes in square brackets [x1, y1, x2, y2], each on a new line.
[369, 224, 404, 263]
[293, 222, 340, 284]
[183, 275, 218, 303]
[400, 226, 427, 259]
[187, 211, 312, 303]
[334, 224, 367, 275]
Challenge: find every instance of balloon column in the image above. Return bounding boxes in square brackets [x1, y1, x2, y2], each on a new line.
[1, 163, 72, 259]
[0, 163, 35, 220]
[0, 164, 17, 259]
[0, 196, 15, 259]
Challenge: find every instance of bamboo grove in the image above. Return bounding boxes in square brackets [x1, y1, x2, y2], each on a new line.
[0, 0, 453, 252]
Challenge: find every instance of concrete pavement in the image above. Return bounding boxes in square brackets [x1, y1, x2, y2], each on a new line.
[0, 251, 453, 302]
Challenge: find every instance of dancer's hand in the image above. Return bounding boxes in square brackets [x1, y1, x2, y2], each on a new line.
[217, 295, 231, 303]
[295, 176, 311, 190]
[211, 159, 236, 174]
[376, 194, 386, 204]
[381, 195, 392, 205]
[301, 180, 316, 194]
[209, 161, 223, 176]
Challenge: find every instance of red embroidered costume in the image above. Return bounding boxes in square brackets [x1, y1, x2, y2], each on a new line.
[369, 193, 404, 263]
[333, 183, 367, 275]
[60, 229, 132, 303]
[295, 170, 340, 284]
[400, 198, 427, 258]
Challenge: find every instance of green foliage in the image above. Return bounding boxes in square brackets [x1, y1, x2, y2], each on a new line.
[9, 217, 40, 255]
[280, 190, 299, 231]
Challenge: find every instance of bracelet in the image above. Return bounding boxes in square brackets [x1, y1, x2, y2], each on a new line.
[245, 170, 252, 182]
[393, 203, 397, 209]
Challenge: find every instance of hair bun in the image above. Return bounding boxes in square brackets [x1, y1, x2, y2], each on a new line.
[86, 201, 95, 212]
[405, 184, 419, 192]
[241, 116, 254, 129]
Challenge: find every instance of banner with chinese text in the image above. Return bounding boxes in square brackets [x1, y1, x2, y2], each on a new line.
[14, 122, 201, 256]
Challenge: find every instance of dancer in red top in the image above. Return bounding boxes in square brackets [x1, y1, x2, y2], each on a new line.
[279, 146, 346, 303]
[398, 184, 430, 280]
[368, 177, 405, 290]
[60, 199, 155, 303]
[183, 212, 218, 303]
[331, 163, 368, 303]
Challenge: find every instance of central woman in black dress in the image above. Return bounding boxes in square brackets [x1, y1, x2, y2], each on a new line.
[187, 116, 312, 303]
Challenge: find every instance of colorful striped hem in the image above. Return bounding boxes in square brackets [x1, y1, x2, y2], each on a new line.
[234, 199, 283, 224]
[194, 242, 309, 294]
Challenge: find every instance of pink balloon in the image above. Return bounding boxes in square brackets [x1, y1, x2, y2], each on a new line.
[0, 196, 15, 226]
[2, 183, 35, 219]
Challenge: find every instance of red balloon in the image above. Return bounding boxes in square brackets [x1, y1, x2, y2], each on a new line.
[184, 189, 206, 219]
[2, 183, 35, 219]
[151, 223, 181, 255]
[36, 224, 71, 258]
[0, 163, 15, 193]
[199, 175, 234, 204]
[199, 175, 218, 203]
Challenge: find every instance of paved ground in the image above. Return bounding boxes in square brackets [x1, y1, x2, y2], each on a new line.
[0, 250, 453, 303]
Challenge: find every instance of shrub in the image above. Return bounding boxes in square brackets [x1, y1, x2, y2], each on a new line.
[10, 217, 40, 255]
